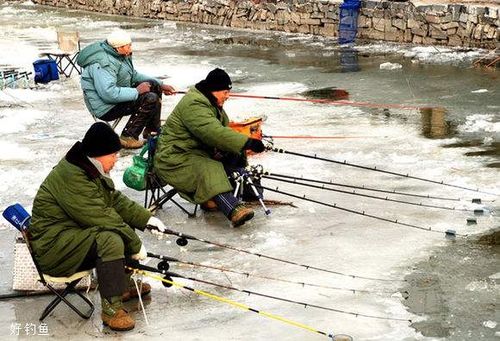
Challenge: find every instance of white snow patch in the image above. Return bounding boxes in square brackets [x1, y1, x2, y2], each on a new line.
[0, 141, 33, 161]
[471, 89, 488, 93]
[379, 62, 402, 70]
[458, 114, 500, 134]
[482, 320, 497, 329]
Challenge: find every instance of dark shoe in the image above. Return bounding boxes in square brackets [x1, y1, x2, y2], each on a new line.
[230, 205, 254, 227]
[200, 199, 218, 212]
[122, 280, 151, 302]
[120, 136, 145, 149]
[101, 296, 135, 331]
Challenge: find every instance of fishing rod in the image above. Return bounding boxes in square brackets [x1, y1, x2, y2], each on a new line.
[127, 267, 352, 340]
[174, 90, 425, 110]
[261, 174, 483, 214]
[254, 184, 462, 237]
[147, 252, 396, 296]
[263, 134, 368, 140]
[146, 226, 405, 282]
[267, 145, 499, 196]
[261, 170, 463, 202]
[130, 263, 410, 323]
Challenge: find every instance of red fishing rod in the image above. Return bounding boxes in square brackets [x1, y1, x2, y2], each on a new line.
[174, 91, 428, 110]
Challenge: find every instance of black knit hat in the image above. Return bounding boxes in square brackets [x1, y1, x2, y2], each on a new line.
[82, 122, 122, 157]
[204, 68, 232, 92]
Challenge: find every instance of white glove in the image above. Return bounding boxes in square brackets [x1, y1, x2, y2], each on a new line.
[131, 244, 147, 261]
[147, 216, 166, 233]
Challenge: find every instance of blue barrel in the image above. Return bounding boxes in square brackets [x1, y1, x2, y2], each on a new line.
[338, 0, 361, 44]
[33, 59, 59, 84]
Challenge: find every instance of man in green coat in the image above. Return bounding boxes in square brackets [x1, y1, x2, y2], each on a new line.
[77, 30, 176, 149]
[154, 68, 266, 227]
[30, 122, 166, 331]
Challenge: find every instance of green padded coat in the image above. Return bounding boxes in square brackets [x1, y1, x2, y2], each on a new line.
[30, 142, 151, 276]
[154, 87, 248, 204]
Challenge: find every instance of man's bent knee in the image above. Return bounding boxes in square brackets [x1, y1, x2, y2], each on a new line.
[96, 231, 125, 262]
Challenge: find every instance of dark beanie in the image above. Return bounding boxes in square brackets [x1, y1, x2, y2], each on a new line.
[204, 68, 232, 92]
[81, 122, 122, 157]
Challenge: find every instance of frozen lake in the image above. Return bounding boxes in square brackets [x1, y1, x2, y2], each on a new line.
[0, 1, 498, 340]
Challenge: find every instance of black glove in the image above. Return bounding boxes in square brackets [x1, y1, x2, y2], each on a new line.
[244, 138, 265, 153]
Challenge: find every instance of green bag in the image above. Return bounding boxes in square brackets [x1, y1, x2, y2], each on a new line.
[123, 144, 149, 191]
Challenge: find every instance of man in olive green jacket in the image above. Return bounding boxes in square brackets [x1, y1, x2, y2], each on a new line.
[154, 68, 265, 227]
[30, 122, 166, 331]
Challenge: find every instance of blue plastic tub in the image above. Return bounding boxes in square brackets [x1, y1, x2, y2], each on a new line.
[33, 59, 59, 84]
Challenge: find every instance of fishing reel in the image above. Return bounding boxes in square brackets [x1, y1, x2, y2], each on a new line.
[157, 260, 170, 271]
[176, 237, 188, 246]
[162, 275, 174, 288]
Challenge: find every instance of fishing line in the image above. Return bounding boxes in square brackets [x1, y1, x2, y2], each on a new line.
[130, 264, 410, 323]
[127, 267, 349, 340]
[268, 146, 498, 196]
[147, 226, 405, 282]
[255, 184, 464, 237]
[262, 171, 462, 202]
[174, 90, 427, 110]
[262, 174, 481, 213]
[147, 252, 396, 296]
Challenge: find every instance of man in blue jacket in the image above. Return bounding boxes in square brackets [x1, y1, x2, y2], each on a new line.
[77, 30, 175, 149]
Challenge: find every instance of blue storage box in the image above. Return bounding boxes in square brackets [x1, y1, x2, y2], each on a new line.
[33, 59, 59, 84]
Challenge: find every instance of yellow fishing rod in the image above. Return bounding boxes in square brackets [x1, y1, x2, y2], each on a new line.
[128, 267, 353, 341]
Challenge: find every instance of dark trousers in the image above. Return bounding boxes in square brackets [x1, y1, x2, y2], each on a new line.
[100, 80, 162, 139]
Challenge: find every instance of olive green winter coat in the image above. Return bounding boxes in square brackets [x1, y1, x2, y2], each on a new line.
[154, 87, 248, 203]
[30, 142, 151, 277]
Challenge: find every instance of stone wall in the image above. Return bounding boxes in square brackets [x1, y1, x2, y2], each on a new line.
[30, 0, 499, 49]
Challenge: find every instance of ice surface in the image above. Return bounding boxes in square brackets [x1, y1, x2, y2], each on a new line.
[0, 2, 498, 341]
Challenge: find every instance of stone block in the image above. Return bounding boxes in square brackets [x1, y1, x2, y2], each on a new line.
[358, 16, 371, 28]
[447, 34, 462, 46]
[468, 13, 478, 24]
[393, 18, 405, 30]
[302, 18, 321, 25]
[362, 9, 374, 18]
[311, 11, 324, 19]
[459, 13, 468, 23]
[473, 24, 483, 39]
[374, 18, 386, 31]
[425, 14, 441, 24]
[407, 19, 420, 29]
[404, 28, 412, 42]
[447, 28, 457, 35]
[290, 12, 301, 24]
[411, 27, 427, 36]
[412, 35, 423, 44]
[441, 22, 459, 30]
[430, 26, 447, 39]
[423, 36, 437, 44]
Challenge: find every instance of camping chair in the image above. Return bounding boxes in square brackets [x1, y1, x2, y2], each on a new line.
[92, 115, 122, 130]
[40, 31, 81, 77]
[2, 204, 94, 321]
[123, 134, 197, 217]
[144, 135, 198, 217]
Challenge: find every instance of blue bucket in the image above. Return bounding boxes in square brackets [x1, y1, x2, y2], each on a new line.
[2, 203, 31, 232]
[33, 59, 59, 84]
